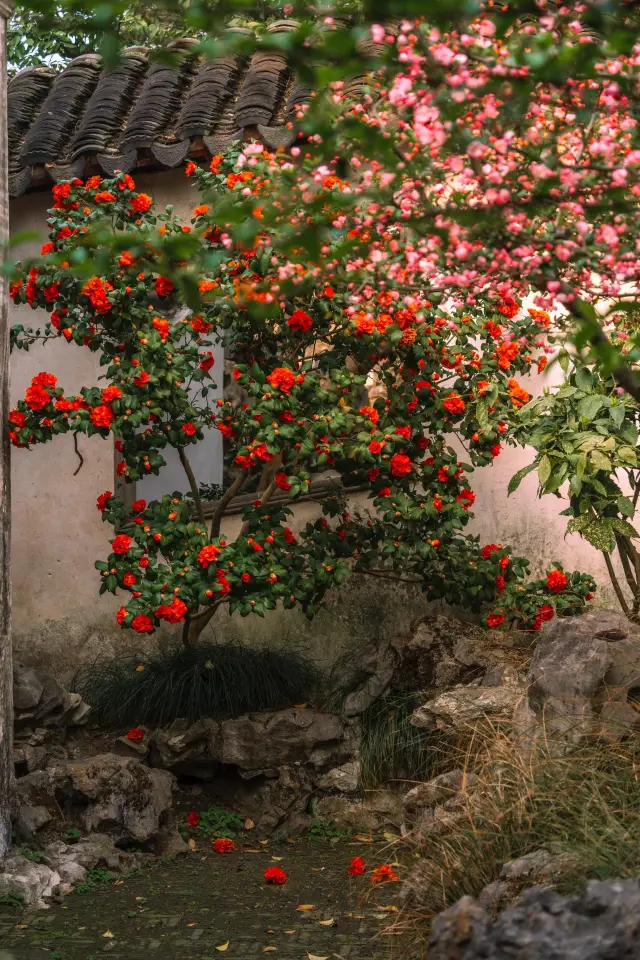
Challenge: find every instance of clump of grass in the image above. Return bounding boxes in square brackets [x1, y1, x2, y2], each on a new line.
[72, 641, 322, 727]
[360, 694, 454, 789]
[403, 724, 640, 918]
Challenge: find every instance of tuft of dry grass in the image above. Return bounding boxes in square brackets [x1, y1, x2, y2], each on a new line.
[401, 722, 640, 920]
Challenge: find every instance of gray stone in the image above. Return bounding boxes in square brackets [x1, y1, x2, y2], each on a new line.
[56, 860, 87, 886]
[13, 664, 44, 711]
[317, 761, 361, 793]
[340, 643, 396, 717]
[0, 858, 61, 904]
[411, 669, 526, 733]
[48, 754, 175, 842]
[42, 833, 123, 871]
[403, 770, 478, 816]
[221, 708, 345, 773]
[428, 878, 640, 960]
[14, 804, 52, 839]
[153, 825, 188, 858]
[315, 788, 402, 833]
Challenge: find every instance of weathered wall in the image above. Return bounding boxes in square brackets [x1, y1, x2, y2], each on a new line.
[8, 170, 624, 680]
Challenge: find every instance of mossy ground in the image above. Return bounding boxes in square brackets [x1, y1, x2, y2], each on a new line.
[0, 840, 409, 960]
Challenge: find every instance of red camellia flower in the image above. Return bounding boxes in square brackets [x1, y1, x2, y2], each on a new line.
[130, 193, 152, 213]
[267, 367, 297, 394]
[368, 440, 382, 455]
[123, 573, 137, 587]
[537, 604, 555, 622]
[288, 309, 313, 333]
[154, 276, 174, 297]
[131, 499, 146, 513]
[182, 423, 197, 437]
[102, 386, 122, 403]
[443, 392, 465, 415]
[126, 727, 144, 743]
[90, 404, 114, 429]
[198, 544, 222, 568]
[95, 191, 116, 203]
[360, 405, 379, 425]
[116, 606, 127, 625]
[390, 454, 412, 477]
[9, 410, 27, 429]
[212, 838, 236, 854]
[370, 864, 399, 884]
[547, 569, 568, 593]
[25, 384, 52, 411]
[497, 296, 520, 319]
[112, 534, 133, 555]
[96, 490, 113, 514]
[433, 495, 443, 513]
[131, 614, 154, 634]
[155, 598, 188, 624]
[186, 811, 199, 828]
[133, 370, 150, 387]
[185, 161, 197, 177]
[486, 613, 505, 629]
[200, 352, 215, 372]
[481, 544, 500, 560]
[456, 489, 476, 510]
[264, 866, 287, 885]
[348, 857, 366, 876]
[275, 472, 292, 492]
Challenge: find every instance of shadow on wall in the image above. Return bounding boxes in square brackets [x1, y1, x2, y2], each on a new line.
[12, 574, 432, 683]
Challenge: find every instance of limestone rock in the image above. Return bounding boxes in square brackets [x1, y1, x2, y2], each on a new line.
[395, 615, 507, 693]
[0, 857, 61, 905]
[48, 754, 175, 842]
[317, 761, 361, 793]
[315, 789, 402, 833]
[13, 662, 90, 728]
[148, 719, 221, 778]
[221, 708, 345, 774]
[411, 668, 526, 733]
[525, 610, 640, 743]
[338, 641, 397, 717]
[231, 765, 314, 834]
[428, 879, 640, 960]
[41, 834, 123, 872]
[153, 825, 189, 858]
[403, 770, 478, 817]
[14, 804, 52, 839]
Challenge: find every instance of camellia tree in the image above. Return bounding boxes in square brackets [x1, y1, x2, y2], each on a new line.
[8, 150, 594, 644]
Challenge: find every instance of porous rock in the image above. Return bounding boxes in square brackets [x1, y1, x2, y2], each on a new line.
[427, 878, 640, 960]
[0, 857, 61, 905]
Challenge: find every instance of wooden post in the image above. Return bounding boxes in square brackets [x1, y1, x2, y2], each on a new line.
[0, 0, 12, 863]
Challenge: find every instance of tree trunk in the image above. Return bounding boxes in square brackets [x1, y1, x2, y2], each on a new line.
[0, 0, 13, 864]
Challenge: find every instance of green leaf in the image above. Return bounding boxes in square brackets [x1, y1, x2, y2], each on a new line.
[476, 398, 490, 432]
[611, 517, 640, 539]
[617, 496, 635, 518]
[617, 446, 638, 466]
[609, 404, 626, 428]
[538, 455, 552, 486]
[590, 449, 611, 472]
[577, 394, 604, 420]
[508, 462, 536, 496]
[567, 516, 616, 551]
[574, 367, 593, 391]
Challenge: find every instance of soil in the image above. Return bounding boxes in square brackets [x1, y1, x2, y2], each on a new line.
[0, 840, 411, 960]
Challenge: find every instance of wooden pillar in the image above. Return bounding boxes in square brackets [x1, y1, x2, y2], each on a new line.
[0, 0, 12, 863]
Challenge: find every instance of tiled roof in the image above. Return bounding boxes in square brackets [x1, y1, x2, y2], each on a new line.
[7, 21, 385, 198]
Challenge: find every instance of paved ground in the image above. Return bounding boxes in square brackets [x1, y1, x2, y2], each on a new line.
[0, 841, 414, 960]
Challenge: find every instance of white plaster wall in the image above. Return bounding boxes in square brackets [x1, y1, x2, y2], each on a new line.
[7, 170, 623, 677]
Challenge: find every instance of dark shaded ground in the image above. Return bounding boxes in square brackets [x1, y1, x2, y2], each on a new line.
[0, 841, 412, 960]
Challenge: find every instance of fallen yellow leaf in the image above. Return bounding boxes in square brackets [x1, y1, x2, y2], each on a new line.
[187, 838, 197, 852]
[310, 867, 325, 873]
[102, 931, 114, 939]
[244, 818, 255, 830]
[383, 831, 400, 842]
[187, 922, 197, 927]
[271, 856, 283, 861]
[353, 834, 373, 843]
[215, 942, 229, 952]
[114, 879, 125, 886]
[259, 840, 269, 845]
[284, 930, 296, 935]
[376, 905, 398, 913]
[294, 703, 307, 708]
[15, 924, 28, 930]
[263, 947, 277, 953]
[296, 904, 317, 912]
[307, 954, 329, 960]
[318, 919, 335, 927]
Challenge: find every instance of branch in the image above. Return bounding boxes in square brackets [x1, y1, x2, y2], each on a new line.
[209, 472, 246, 539]
[584, 323, 640, 404]
[360, 568, 422, 585]
[239, 478, 279, 537]
[177, 446, 206, 527]
[602, 550, 630, 616]
[72, 432, 84, 476]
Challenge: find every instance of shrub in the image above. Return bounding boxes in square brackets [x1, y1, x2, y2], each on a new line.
[403, 726, 640, 920]
[72, 641, 322, 727]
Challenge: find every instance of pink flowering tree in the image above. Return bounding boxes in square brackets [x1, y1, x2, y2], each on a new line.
[7, 152, 594, 645]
